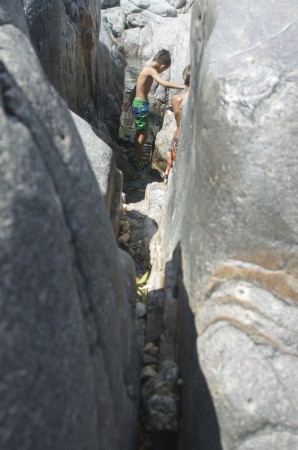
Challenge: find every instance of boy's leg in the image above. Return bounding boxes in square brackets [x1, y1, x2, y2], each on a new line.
[130, 99, 149, 170]
[134, 129, 148, 160]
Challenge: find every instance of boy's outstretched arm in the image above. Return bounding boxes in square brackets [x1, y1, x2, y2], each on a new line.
[150, 67, 184, 90]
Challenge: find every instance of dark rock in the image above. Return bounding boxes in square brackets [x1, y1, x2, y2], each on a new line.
[141, 360, 180, 432]
[23, 0, 125, 134]
[0, 2, 138, 448]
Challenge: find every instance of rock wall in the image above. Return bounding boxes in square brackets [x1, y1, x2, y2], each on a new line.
[0, 1, 138, 449]
[22, 0, 125, 135]
[164, 0, 298, 448]
[102, 0, 120, 9]
[71, 112, 123, 232]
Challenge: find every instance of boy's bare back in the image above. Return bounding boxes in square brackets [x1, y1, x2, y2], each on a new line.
[135, 63, 184, 99]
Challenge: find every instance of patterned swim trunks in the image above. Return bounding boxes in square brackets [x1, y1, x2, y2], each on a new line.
[131, 98, 150, 131]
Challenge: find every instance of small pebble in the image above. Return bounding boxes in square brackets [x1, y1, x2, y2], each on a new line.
[143, 342, 159, 357]
[141, 366, 157, 380]
[118, 233, 130, 244]
[136, 302, 147, 318]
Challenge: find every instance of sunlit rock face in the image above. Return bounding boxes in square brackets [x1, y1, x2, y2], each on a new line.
[22, 0, 125, 135]
[120, 0, 178, 17]
[71, 112, 123, 231]
[0, 2, 138, 449]
[164, 0, 298, 448]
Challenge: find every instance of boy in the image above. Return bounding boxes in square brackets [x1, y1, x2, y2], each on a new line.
[164, 64, 190, 185]
[125, 49, 185, 171]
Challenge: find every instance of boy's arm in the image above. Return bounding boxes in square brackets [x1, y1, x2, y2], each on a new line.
[149, 67, 184, 90]
[122, 86, 136, 112]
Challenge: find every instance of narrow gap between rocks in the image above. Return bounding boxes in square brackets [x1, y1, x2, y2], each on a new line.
[117, 58, 181, 450]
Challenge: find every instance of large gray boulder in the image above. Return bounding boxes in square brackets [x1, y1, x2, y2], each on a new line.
[120, 0, 178, 17]
[71, 112, 123, 231]
[153, 108, 176, 170]
[0, 2, 138, 449]
[98, 20, 126, 136]
[164, 0, 298, 448]
[22, 0, 101, 121]
[102, 6, 126, 36]
[23, 0, 125, 134]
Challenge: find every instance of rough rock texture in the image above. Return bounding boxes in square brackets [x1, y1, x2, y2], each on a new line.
[118, 26, 141, 56]
[102, 0, 120, 9]
[120, 0, 178, 17]
[71, 112, 123, 231]
[163, 0, 298, 449]
[0, 2, 138, 449]
[153, 107, 176, 170]
[23, 0, 125, 134]
[168, 0, 186, 8]
[102, 6, 126, 36]
[99, 20, 126, 136]
[141, 360, 180, 431]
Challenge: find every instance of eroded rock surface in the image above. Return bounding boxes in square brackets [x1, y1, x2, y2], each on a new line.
[71, 112, 123, 231]
[163, 0, 298, 448]
[0, 2, 138, 449]
[23, 0, 125, 134]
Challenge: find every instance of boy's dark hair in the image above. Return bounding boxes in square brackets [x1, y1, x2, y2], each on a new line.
[183, 65, 191, 86]
[153, 49, 171, 68]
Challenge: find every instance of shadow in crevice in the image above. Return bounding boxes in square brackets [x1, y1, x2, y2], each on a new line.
[123, 164, 163, 204]
[170, 243, 222, 450]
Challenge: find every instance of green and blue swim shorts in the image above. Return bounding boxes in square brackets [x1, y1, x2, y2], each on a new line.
[132, 98, 149, 131]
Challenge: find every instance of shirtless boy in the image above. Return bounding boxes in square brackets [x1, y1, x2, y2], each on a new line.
[126, 49, 185, 170]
